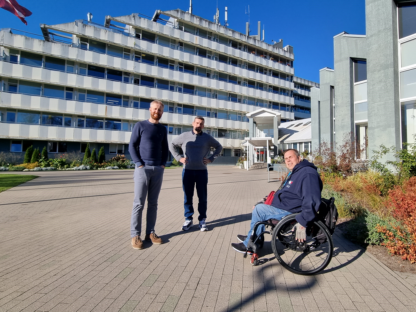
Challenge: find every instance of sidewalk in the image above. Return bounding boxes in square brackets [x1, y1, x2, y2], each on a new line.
[0, 167, 415, 312]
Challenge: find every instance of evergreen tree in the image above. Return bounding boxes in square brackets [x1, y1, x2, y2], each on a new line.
[90, 148, 97, 163]
[24, 146, 34, 164]
[30, 148, 39, 163]
[83, 143, 91, 163]
[98, 146, 105, 163]
[41, 146, 48, 160]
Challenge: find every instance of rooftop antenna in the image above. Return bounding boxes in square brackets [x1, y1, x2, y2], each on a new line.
[245, 5, 250, 24]
[225, 7, 228, 27]
[189, 0, 193, 14]
[87, 12, 93, 22]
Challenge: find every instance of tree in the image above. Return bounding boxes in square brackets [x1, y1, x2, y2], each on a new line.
[83, 143, 90, 163]
[30, 148, 39, 163]
[41, 146, 48, 161]
[24, 146, 33, 164]
[98, 146, 105, 163]
[90, 148, 97, 163]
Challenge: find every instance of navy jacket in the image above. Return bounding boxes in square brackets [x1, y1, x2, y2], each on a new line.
[271, 160, 323, 227]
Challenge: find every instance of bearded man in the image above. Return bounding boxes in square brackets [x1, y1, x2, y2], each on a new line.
[129, 100, 168, 249]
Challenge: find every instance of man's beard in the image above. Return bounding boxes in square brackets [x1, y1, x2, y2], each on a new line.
[194, 127, 202, 133]
[152, 112, 162, 120]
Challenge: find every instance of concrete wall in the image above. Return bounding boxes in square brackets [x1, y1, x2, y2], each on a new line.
[310, 87, 320, 151]
[318, 69, 335, 146]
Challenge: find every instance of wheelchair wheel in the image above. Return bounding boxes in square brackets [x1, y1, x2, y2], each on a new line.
[271, 214, 333, 275]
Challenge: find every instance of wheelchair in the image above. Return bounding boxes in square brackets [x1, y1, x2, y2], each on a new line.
[246, 213, 334, 275]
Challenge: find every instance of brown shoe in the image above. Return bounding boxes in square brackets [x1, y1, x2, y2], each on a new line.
[131, 236, 143, 249]
[145, 232, 163, 244]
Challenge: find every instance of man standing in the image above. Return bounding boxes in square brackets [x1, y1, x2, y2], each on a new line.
[129, 100, 168, 250]
[170, 116, 222, 231]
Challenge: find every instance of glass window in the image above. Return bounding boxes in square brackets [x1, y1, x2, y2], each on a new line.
[48, 142, 57, 153]
[399, 3, 416, 39]
[64, 117, 71, 127]
[353, 60, 367, 82]
[229, 111, 237, 121]
[195, 108, 206, 116]
[106, 94, 122, 106]
[228, 76, 237, 84]
[219, 73, 228, 82]
[183, 43, 195, 54]
[17, 111, 40, 124]
[107, 69, 123, 82]
[142, 30, 156, 43]
[140, 99, 152, 109]
[218, 110, 227, 120]
[196, 87, 206, 97]
[184, 64, 194, 74]
[107, 44, 123, 58]
[18, 81, 42, 96]
[183, 105, 194, 115]
[86, 91, 105, 104]
[218, 54, 228, 64]
[247, 64, 256, 72]
[400, 68, 416, 99]
[218, 129, 227, 138]
[8, 80, 18, 93]
[197, 48, 207, 58]
[217, 91, 227, 101]
[157, 35, 170, 47]
[44, 56, 66, 72]
[87, 65, 105, 79]
[79, 64, 87, 76]
[58, 142, 67, 153]
[66, 87, 73, 100]
[11, 140, 22, 152]
[229, 94, 238, 103]
[141, 76, 155, 88]
[354, 82, 368, 102]
[157, 58, 169, 69]
[156, 79, 169, 90]
[183, 84, 194, 95]
[86, 118, 103, 129]
[401, 39, 416, 68]
[132, 98, 139, 109]
[88, 40, 106, 54]
[42, 113, 63, 126]
[20, 52, 42, 67]
[355, 102, 368, 121]
[141, 54, 154, 65]
[7, 112, 16, 122]
[247, 80, 256, 89]
[402, 100, 416, 145]
[77, 118, 85, 128]
[43, 85, 65, 99]
[105, 119, 121, 130]
[78, 90, 86, 102]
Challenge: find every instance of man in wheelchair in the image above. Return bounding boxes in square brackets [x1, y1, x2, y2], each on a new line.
[231, 149, 323, 254]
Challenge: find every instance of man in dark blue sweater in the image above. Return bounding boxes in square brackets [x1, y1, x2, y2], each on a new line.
[231, 149, 323, 253]
[129, 100, 168, 250]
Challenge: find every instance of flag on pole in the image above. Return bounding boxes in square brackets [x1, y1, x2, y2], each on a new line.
[0, 0, 32, 25]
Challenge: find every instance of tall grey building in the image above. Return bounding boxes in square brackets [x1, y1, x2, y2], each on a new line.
[311, 0, 416, 161]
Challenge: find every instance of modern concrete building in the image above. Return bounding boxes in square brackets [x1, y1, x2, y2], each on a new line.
[0, 7, 317, 164]
[311, 0, 416, 161]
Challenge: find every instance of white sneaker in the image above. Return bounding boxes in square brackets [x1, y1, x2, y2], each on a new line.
[182, 219, 193, 231]
[199, 219, 208, 232]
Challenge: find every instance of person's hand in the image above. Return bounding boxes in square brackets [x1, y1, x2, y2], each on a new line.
[161, 165, 165, 169]
[180, 158, 187, 164]
[203, 158, 211, 164]
[138, 165, 144, 168]
[293, 223, 306, 242]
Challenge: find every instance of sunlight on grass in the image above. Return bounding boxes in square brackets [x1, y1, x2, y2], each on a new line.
[0, 174, 38, 193]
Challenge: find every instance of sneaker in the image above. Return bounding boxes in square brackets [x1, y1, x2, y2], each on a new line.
[199, 219, 208, 231]
[144, 232, 163, 244]
[131, 236, 143, 250]
[237, 235, 247, 242]
[182, 219, 193, 231]
[231, 242, 253, 254]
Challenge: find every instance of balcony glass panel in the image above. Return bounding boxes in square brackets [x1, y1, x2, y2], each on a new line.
[43, 85, 65, 99]
[157, 35, 170, 47]
[88, 40, 106, 54]
[355, 102, 368, 121]
[402, 39, 416, 68]
[88, 65, 105, 79]
[106, 94, 122, 106]
[142, 30, 156, 43]
[157, 58, 169, 69]
[156, 79, 169, 90]
[64, 117, 71, 127]
[18, 81, 41, 96]
[140, 76, 155, 88]
[107, 45, 123, 58]
[17, 111, 40, 124]
[86, 91, 105, 104]
[20, 52, 42, 67]
[183, 105, 194, 115]
[42, 114, 63, 126]
[218, 110, 227, 120]
[400, 68, 416, 99]
[86, 118, 103, 129]
[141, 54, 154, 65]
[45, 57, 65, 72]
[195, 108, 207, 116]
[183, 84, 194, 95]
[140, 99, 152, 109]
[105, 119, 122, 130]
[184, 64, 194, 74]
[219, 73, 228, 82]
[354, 82, 367, 102]
[107, 69, 123, 82]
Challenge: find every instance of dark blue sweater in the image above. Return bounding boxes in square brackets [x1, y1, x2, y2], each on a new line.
[128, 120, 168, 167]
[271, 160, 323, 227]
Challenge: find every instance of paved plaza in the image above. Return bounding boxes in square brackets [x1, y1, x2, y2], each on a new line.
[0, 167, 415, 312]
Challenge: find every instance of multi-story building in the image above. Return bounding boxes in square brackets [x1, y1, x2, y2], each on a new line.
[0, 8, 317, 163]
[311, 0, 416, 161]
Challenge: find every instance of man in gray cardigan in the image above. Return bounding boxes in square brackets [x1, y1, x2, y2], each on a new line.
[170, 116, 222, 231]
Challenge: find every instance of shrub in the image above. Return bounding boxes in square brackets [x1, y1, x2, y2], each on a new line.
[24, 146, 33, 164]
[50, 156, 68, 169]
[19, 162, 39, 169]
[83, 143, 91, 164]
[8, 166, 25, 171]
[98, 146, 105, 163]
[31, 148, 40, 163]
[41, 146, 48, 161]
[90, 148, 97, 163]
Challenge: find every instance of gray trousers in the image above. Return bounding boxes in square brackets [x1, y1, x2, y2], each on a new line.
[130, 165, 164, 237]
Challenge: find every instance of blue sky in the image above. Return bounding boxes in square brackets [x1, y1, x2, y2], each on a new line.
[0, 0, 366, 82]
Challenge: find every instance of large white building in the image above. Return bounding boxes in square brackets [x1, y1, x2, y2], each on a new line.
[0, 8, 317, 163]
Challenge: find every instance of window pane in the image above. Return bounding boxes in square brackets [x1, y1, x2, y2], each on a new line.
[86, 118, 103, 129]
[7, 112, 16, 122]
[77, 119, 85, 128]
[195, 108, 206, 116]
[42, 113, 63, 126]
[107, 69, 123, 82]
[217, 91, 227, 101]
[183, 105, 194, 115]
[141, 54, 154, 65]
[107, 44, 123, 58]
[399, 4, 416, 39]
[140, 99, 151, 109]
[106, 94, 122, 106]
[157, 58, 169, 69]
[156, 79, 169, 90]
[64, 117, 71, 127]
[218, 129, 227, 137]
[20, 52, 42, 67]
[158, 36, 170, 47]
[218, 110, 227, 119]
[354, 60, 367, 82]
[354, 102, 368, 121]
[105, 119, 121, 130]
[58, 142, 67, 153]
[140, 76, 155, 87]
[184, 64, 194, 74]
[400, 68, 416, 99]
[48, 142, 57, 152]
[45, 57, 66, 72]
[43, 85, 65, 99]
[11, 141, 22, 152]
[142, 30, 156, 43]
[19, 81, 42, 96]
[89, 40, 106, 54]
[402, 100, 416, 145]
[86, 91, 105, 104]
[183, 84, 194, 95]
[402, 39, 416, 68]
[88, 65, 105, 79]
[354, 82, 367, 102]
[17, 111, 40, 124]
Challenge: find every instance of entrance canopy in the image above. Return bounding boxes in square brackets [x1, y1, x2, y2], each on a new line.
[244, 137, 274, 147]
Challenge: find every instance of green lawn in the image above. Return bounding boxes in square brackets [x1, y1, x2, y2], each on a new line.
[0, 174, 38, 193]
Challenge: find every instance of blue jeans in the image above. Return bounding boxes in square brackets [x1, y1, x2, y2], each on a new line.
[182, 169, 208, 221]
[243, 204, 291, 247]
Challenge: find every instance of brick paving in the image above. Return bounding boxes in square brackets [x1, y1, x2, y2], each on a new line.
[0, 167, 415, 312]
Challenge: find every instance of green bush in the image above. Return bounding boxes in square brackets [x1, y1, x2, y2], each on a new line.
[24, 146, 33, 164]
[41, 146, 48, 161]
[30, 148, 39, 163]
[83, 143, 91, 164]
[98, 146, 105, 163]
[90, 148, 97, 163]
[8, 166, 25, 171]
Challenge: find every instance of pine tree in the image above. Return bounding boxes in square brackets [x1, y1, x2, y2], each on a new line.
[90, 148, 97, 163]
[83, 143, 91, 163]
[30, 148, 39, 163]
[98, 146, 105, 163]
[24, 146, 34, 164]
[41, 146, 48, 161]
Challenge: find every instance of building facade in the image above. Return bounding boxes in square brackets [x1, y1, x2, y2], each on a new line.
[0, 8, 316, 163]
[311, 0, 416, 161]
